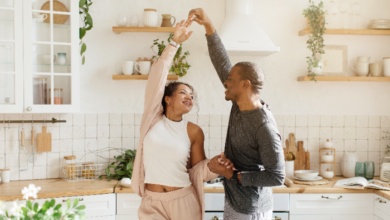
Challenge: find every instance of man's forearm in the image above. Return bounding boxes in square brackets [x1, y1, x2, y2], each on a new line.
[204, 23, 216, 36]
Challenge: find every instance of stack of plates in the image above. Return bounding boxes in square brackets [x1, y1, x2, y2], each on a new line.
[294, 176, 323, 182]
[369, 19, 390, 30]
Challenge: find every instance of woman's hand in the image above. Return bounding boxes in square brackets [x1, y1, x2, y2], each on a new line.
[188, 8, 215, 35]
[172, 19, 193, 45]
[218, 152, 236, 170]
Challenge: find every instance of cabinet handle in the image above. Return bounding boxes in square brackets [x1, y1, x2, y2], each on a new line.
[62, 198, 84, 202]
[26, 107, 32, 112]
[274, 217, 281, 220]
[321, 195, 342, 200]
[211, 216, 222, 220]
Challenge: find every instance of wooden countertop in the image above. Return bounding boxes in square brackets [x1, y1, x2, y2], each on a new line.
[0, 179, 118, 202]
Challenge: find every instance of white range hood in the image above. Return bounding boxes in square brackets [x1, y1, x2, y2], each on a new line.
[219, 0, 280, 56]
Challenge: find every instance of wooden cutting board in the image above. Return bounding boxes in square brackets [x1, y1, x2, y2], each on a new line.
[37, 126, 51, 152]
[295, 141, 306, 170]
[283, 133, 310, 170]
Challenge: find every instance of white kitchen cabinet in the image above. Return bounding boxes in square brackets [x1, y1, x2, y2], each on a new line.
[116, 193, 142, 215]
[272, 212, 289, 220]
[290, 215, 332, 220]
[374, 195, 390, 220]
[290, 193, 374, 215]
[332, 215, 374, 220]
[291, 215, 373, 220]
[0, 0, 79, 113]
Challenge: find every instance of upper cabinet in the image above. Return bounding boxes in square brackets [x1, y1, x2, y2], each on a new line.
[0, 0, 79, 113]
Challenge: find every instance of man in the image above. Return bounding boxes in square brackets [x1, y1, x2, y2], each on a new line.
[188, 9, 285, 220]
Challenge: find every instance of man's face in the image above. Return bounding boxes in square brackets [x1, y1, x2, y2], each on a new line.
[223, 66, 242, 101]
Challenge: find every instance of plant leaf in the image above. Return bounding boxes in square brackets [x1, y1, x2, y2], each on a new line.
[105, 168, 111, 176]
[79, 27, 86, 40]
[80, 43, 87, 56]
[79, 0, 86, 8]
[34, 203, 38, 212]
[27, 200, 32, 210]
[73, 198, 79, 208]
[67, 199, 71, 209]
[82, 56, 85, 65]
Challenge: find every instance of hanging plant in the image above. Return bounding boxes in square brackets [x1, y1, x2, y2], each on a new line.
[151, 34, 191, 77]
[79, 0, 93, 65]
[303, 0, 326, 82]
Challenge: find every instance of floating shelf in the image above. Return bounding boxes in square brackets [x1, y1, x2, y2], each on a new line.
[298, 76, 390, 82]
[112, 27, 175, 34]
[298, 28, 390, 36]
[112, 75, 179, 80]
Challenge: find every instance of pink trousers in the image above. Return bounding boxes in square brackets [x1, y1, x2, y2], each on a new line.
[138, 185, 202, 220]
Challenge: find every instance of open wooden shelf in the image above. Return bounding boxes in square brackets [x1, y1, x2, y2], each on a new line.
[299, 28, 390, 36]
[112, 75, 179, 80]
[113, 27, 175, 34]
[298, 76, 390, 82]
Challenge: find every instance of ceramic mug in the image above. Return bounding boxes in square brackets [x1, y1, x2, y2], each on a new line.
[0, 168, 10, 183]
[384, 57, 390, 77]
[122, 61, 134, 75]
[57, 53, 67, 65]
[32, 13, 48, 22]
[351, 56, 371, 77]
[135, 61, 151, 75]
[369, 63, 382, 77]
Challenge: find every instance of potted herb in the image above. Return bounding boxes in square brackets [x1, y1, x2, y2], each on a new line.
[303, 0, 326, 81]
[79, 0, 93, 65]
[151, 34, 191, 77]
[99, 149, 136, 181]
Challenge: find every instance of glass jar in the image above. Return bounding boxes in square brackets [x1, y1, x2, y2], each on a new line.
[364, 161, 375, 180]
[82, 162, 95, 179]
[63, 155, 77, 180]
[33, 77, 47, 104]
[355, 162, 365, 178]
[54, 88, 63, 104]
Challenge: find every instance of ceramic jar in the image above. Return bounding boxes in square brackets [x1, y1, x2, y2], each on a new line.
[161, 14, 176, 27]
[143, 9, 158, 27]
[341, 151, 358, 178]
[312, 60, 324, 75]
[352, 56, 371, 77]
[384, 57, 390, 77]
[57, 53, 67, 65]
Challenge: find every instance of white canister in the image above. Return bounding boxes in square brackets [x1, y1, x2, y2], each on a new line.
[143, 9, 158, 27]
[285, 161, 294, 179]
[380, 157, 390, 181]
[122, 61, 134, 75]
[341, 151, 358, 178]
[384, 57, 390, 77]
[0, 168, 11, 183]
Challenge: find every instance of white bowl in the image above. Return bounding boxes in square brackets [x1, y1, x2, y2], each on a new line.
[322, 171, 334, 179]
[294, 170, 319, 179]
[323, 141, 333, 148]
[322, 155, 334, 162]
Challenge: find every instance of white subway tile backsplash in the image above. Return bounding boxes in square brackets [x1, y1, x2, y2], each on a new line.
[0, 154, 5, 168]
[356, 140, 368, 152]
[0, 127, 4, 141]
[320, 116, 332, 127]
[46, 127, 59, 140]
[296, 115, 308, 127]
[368, 152, 380, 162]
[0, 141, 4, 154]
[210, 114, 222, 126]
[209, 138, 222, 151]
[308, 139, 320, 151]
[110, 113, 122, 125]
[109, 126, 122, 138]
[5, 141, 19, 154]
[274, 115, 284, 127]
[60, 126, 72, 139]
[47, 165, 60, 179]
[356, 128, 368, 140]
[98, 113, 109, 125]
[123, 138, 134, 150]
[332, 128, 344, 139]
[222, 115, 229, 126]
[345, 140, 356, 151]
[34, 152, 47, 166]
[72, 126, 85, 139]
[85, 113, 97, 126]
[357, 152, 368, 162]
[97, 138, 109, 150]
[296, 127, 308, 139]
[344, 127, 356, 140]
[345, 116, 356, 127]
[201, 126, 209, 139]
[308, 115, 320, 127]
[369, 116, 380, 128]
[368, 140, 380, 152]
[320, 127, 331, 139]
[10, 167, 19, 180]
[85, 126, 97, 138]
[73, 114, 85, 126]
[47, 152, 60, 165]
[109, 138, 122, 149]
[6, 127, 18, 141]
[134, 113, 143, 126]
[356, 116, 368, 128]
[332, 116, 344, 127]
[72, 139, 85, 152]
[308, 127, 319, 139]
[284, 127, 296, 140]
[33, 166, 46, 179]
[222, 126, 228, 139]
[85, 139, 98, 152]
[198, 115, 210, 126]
[134, 138, 139, 149]
[210, 126, 222, 139]
[122, 125, 134, 138]
[59, 114, 72, 127]
[51, 140, 60, 152]
[59, 140, 72, 152]
[368, 128, 380, 140]
[97, 126, 109, 138]
[135, 126, 140, 138]
[284, 115, 295, 127]
[20, 167, 33, 180]
[122, 113, 134, 125]
[381, 116, 390, 128]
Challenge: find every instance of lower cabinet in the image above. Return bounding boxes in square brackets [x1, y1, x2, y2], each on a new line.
[374, 194, 390, 220]
[290, 215, 374, 220]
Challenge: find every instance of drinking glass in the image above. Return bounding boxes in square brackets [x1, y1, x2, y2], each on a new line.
[128, 14, 139, 27]
[329, 0, 338, 29]
[339, 1, 348, 29]
[355, 162, 365, 177]
[364, 161, 375, 180]
[117, 14, 128, 27]
[352, 2, 362, 29]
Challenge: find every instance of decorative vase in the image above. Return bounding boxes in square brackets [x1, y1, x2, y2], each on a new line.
[57, 53, 67, 65]
[312, 60, 324, 75]
[341, 151, 358, 178]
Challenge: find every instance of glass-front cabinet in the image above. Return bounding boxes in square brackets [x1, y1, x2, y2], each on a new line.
[0, 0, 79, 113]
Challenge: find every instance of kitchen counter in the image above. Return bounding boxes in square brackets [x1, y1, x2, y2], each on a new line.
[0, 179, 118, 201]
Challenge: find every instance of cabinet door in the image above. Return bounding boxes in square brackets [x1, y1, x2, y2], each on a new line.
[117, 193, 142, 215]
[374, 195, 390, 220]
[116, 215, 139, 220]
[23, 0, 79, 113]
[290, 215, 331, 220]
[0, 0, 24, 112]
[332, 215, 374, 220]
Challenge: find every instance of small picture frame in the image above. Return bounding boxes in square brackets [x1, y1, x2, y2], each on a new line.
[322, 45, 348, 76]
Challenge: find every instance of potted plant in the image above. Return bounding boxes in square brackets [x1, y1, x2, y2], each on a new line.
[303, 0, 326, 81]
[79, 0, 93, 65]
[151, 34, 191, 77]
[99, 149, 136, 181]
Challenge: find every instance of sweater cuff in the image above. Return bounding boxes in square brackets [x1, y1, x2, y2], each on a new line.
[205, 31, 221, 46]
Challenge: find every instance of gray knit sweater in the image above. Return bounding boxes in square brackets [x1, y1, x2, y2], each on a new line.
[206, 32, 285, 214]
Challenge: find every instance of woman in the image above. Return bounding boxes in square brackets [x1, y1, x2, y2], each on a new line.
[131, 19, 219, 219]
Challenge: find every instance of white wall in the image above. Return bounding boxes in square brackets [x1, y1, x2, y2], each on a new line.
[80, 0, 390, 115]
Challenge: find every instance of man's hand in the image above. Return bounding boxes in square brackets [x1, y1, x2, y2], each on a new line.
[218, 152, 236, 170]
[172, 19, 194, 45]
[208, 155, 233, 179]
[188, 8, 216, 35]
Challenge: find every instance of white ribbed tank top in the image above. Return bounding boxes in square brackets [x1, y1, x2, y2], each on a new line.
[143, 115, 192, 187]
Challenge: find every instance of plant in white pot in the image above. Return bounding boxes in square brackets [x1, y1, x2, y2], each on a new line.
[303, 0, 326, 81]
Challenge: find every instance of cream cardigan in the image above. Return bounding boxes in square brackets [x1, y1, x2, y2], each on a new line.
[131, 44, 218, 218]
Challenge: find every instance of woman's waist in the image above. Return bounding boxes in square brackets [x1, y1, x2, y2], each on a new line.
[144, 184, 195, 200]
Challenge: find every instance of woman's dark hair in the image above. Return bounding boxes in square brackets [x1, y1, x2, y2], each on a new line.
[162, 81, 197, 115]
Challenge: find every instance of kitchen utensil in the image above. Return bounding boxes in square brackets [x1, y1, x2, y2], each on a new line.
[294, 170, 319, 179]
[57, 53, 67, 65]
[283, 134, 310, 170]
[289, 133, 297, 154]
[0, 169, 10, 183]
[293, 176, 323, 181]
[380, 157, 390, 181]
[32, 14, 48, 23]
[285, 161, 294, 179]
[351, 56, 371, 77]
[284, 177, 294, 187]
[286, 151, 295, 161]
[324, 139, 333, 148]
[161, 14, 176, 27]
[369, 63, 382, 77]
[41, 0, 69, 24]
[364, 161, 375, 180]
[122, 61, 134, 75]
[37, 126, 52, 152]
[355, 162, 365, 177]
[383, 57, 390, 77]
[135, 61, 151, 75]
[296, 141, 306, 170]
[143, 9, 158, 27]
[322, 153, 334, 162]
[322, 169, 334, 179]
[120, 178, 132, 187]
[305, 152, 310, 170]
[29, 129, 37, 163]
[341, 151, 358, 177]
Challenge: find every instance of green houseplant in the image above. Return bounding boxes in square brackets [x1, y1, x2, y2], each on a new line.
[151, 34, 191, 77]
[99, 149, 136, 181]
[79, 0, 93, 65]
[303, 0, 326, 81]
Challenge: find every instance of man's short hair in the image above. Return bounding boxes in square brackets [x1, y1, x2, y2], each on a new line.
[234, 62, 264, 95]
